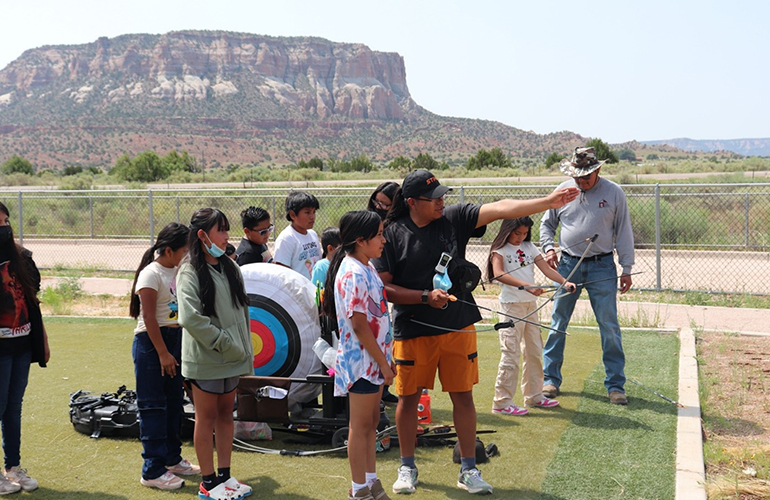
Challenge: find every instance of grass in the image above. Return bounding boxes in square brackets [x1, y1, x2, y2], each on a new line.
[22, 318, 678, 499]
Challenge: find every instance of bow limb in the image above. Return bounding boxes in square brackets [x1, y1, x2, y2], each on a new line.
[517, 234, 598, 324]
[449, 297, 571, 336]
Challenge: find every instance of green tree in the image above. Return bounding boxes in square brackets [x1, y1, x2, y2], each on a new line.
[467, 148, 512, 170]
[62, 165, 84, 176]
[1, 155, 34, 175]
[308, 157, 323, 170]
[412, 153, 439, 172]
[112, 151, 169, 182]
[585, 138, 618, 164]
[162, 150, 198, 173]
[545, 152, 564, 169]
[617, 149, 636, 162]
[388, 156, 411, 171]
[350, 154, 372, 173]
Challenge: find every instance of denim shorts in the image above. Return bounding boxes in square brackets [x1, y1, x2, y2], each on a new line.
[349, 378, 381, 394]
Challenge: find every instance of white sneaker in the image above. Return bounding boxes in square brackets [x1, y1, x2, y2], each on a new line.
[167, 458, 201, 476]
[457, 468, 493, 494]
[221, 476, 252, 498]
[0, 476, 21, 495]
[4, 466, 38, 492]
[140, 470, 184, 490]
[392, 465, 418, 494]
[198, 481, 240, 500]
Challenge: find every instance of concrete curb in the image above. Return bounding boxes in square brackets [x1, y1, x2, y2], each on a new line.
[676, 327, 707, 499]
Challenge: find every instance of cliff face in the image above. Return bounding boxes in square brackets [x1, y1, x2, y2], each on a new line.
[0, 31, 411, 120]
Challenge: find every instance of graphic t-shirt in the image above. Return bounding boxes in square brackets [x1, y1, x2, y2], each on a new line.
[0, 260, 31, 341]
[235, 238, 273, 266]
[133, 261, 180, 334]
[493, 241, 539, 303]
[333, 256, 393, 396]
[273, 226, 321, 280]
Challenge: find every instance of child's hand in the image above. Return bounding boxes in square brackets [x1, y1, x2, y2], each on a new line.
[526, 286, 544, 296]
[159, 351, 179, 377]
[381, 364, 396, 385]
[563, 281, 577, 293]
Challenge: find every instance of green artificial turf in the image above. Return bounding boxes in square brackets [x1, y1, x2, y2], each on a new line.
[19, 318, 678, 499]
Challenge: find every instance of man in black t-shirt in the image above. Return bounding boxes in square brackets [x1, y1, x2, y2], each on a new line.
[373, 170, 578, 495]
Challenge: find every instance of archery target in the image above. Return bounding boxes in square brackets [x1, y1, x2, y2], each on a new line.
[240, 263, 322, 410]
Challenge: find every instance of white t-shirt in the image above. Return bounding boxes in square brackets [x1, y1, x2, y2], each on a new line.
[273, 225, 321, 280]
[133, 261, 180, 334]
[493, 241, 540, 303]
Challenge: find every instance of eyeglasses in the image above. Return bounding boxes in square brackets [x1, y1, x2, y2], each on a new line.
[251, 224, 274, 236]
[576, 172, 595, 181]
[373, 199, 391, 210]
[414, 195, 445, 204]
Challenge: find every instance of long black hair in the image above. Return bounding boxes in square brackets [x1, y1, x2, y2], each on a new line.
[486, 217, 533, 281]
[129, 222, 190, 319]
[367, 181, 399, 215]
[322, 210, 382, 319]
[185, 208, 249, 317]
[383, 186, 410, 228]
[0, 202, 38, 309]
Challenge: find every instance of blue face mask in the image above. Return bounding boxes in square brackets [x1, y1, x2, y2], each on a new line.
[203, 233, 225, 259]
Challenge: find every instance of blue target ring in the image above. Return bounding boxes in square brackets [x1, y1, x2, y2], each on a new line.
[248, 294, 301, 377]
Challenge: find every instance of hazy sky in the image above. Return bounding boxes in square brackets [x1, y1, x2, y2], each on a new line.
[1, 0, 767, 143]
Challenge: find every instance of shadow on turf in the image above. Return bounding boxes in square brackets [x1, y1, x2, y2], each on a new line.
[417, 481, 568, 499]
[34, 489, 129, 499]
[581, 390, 679, 415]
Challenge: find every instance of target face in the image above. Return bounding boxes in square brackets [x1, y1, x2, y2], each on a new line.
[248, 294, 301, 377]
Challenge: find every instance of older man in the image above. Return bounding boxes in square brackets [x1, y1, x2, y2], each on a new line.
[540, 147, 635, 405]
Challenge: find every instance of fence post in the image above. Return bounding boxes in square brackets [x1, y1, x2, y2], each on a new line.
[745, 193, 750, 248]
[17, 191, 23, 246]
[176, 196, 180, 223]
[655, 184, 661, 291]
[459, 186, 465, 204]
[89, 196, 94, 238]
[149, 190, 155, 246]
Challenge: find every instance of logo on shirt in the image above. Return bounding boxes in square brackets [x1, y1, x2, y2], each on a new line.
[599, 199, 608, 208]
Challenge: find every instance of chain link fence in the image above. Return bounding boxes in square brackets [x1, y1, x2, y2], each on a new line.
[2, 183, 768, 294]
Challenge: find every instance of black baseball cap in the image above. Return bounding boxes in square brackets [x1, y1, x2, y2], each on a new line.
[402, 170, 452, 199]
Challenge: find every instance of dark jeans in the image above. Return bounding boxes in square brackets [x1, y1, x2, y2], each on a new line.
[0, 349, 31, 469]
[132, 327, 184, 480]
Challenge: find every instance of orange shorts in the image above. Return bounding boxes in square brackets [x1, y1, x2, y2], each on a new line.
[392, 326, 478, 396]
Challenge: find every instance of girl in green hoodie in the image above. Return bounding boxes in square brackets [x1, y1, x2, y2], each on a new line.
[177, 208, 253, 500]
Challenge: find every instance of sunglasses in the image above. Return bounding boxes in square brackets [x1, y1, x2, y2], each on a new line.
[251, 224, 274, 236]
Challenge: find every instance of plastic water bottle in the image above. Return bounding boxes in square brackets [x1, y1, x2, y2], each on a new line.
[417, 389, 432, 423]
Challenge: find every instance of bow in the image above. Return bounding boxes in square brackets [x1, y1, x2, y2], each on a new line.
[517, 234, 598, 326]
[549, 271, 644, 300]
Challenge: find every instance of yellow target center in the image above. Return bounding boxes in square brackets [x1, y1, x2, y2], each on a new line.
[251, 331, 263, 355]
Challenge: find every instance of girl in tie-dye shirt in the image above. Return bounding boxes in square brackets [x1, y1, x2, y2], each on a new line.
[322, 210, 394, 500]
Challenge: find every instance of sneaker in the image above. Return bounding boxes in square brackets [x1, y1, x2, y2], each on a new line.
[221, 476, 252, 498]
[349, 485, 376, 499]
[4, 467, 38, 492]
[167, 458, 201, 476]
[0, 476, 21, 495]
[370, 479, 392, 500]
[199, 481, 240, 500]
[392, 465, 418, 494]
[542, 384, 559, 399]
[527, 398, 560, 408]
[457, 468, 493, 494]
[140, 471, 184, 490]
[609, 391, 628, 405]
[492, 404, 528, 416]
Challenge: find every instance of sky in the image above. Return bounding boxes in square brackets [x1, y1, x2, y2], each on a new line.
[1, 0, 768, 144]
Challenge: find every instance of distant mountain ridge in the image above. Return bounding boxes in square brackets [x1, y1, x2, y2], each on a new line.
[0, 30, 669, 170]
[642, 138, 770, 157]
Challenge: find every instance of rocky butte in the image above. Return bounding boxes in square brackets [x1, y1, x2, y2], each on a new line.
[0, 30, 591, 169]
